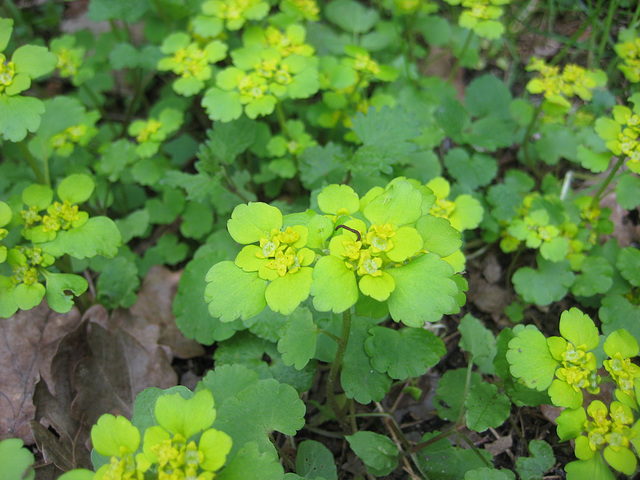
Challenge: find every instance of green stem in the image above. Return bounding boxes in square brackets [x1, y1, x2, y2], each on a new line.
[521, 102, 543, 168]
[590, 156, 625, 209]
[449, 29, 474, 83]
[318, 328, 341, 344]
[275, 101, 290, 138]
[409, 424, 464, 454]
[595, 0, 619, 66]
[18, 142, 47, 186]
[326, 308, 352, 433]
[631, 0, 640, 26]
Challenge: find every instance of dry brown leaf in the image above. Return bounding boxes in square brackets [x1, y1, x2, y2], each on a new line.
[468, 271, 510, 322]
[0, 303, 81, 443]
[32, 320, 92, 471]
[71, 316, 178, 428]
[485, 435, 513, 456]
[130, 266, 205, 358]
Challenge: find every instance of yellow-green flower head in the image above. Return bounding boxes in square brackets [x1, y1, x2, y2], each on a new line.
[314, 181, 427, 310]
[443, 0, 511, 39]
[202, 0, 270, 31]
[280, 0, 320, 20]
[0, 54, 16, 93]
[158, 33, 227, 97]
[219, 202, 317, 315]
[595, 103, 640, 174]
[143, 391, 232, 480]
[91, 415, 150, 480]
[604, 329, 640, 403]
[262, 25, 315, 58]
[384, 0, 439, 15]
[574, 400, 640, 476]
[615, 29, 640, 83]
[526, 57, 606, 107]
[546, 309, 601, 408]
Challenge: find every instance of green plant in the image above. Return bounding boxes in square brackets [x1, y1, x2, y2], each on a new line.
[1, 0, 640, 478]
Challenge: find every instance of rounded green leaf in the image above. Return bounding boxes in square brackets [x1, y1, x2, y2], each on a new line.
[227, 202, 283, 245]
[277, 307, 318, 370]
[603, 445, 637, 475]
[512, 258, 575, 306]
[205, 261, 267, 322]
[155, 390, 216, 439]
[22, 184, 53, 210]
[415, 215, 462, 257]
[91, 414, 140, 457]
[558, 308, 599, 350]
[556, 407, 586, 441]
[616, 172, 640, 209]
[200, 428, 233, 471]
[450, 195, 483, 231]
[358, 271, 395, 302]
[548, 378, 583, 409]
[341, 317, 393, 404]
[317, 184, 360, 215]
[14, 282, 45, 310]
[364, 180, 423, 226]
[311, 255, 358, 313]
[0, 95, 45, 142]
[265, 267, 313, 315]
[40, 217, 122, 259]
[0, 438, 35, 480]
[0, 276, 18, 318]
[386, 253, 459, 327]
[58, 469, 95, 480]
[385, 226, 423, 262]
[0, 18, 13, 52]
[515, 440, 555, 480]
[345, 431, 398, 477]
[295, 440, 338, 480]
[57, 174, 95, 204]
[604, 329, 639, 359]
[0, 201, 11, 227]
[12, 45, 58, 78]
[464, 383, 511, 432]
[565, 456, 615, 480]
[43, 272, 88, 313]
[434, 368, 483, 421]
[616, 247, 640, 287]
[364, 326, 446, 380]
[202, 87, 243, 122]
[506, 326, 558, 391]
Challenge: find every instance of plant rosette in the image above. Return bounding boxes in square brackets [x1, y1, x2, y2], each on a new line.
[506, 308, 601, 409]
[0, 17, 58, 141]
[0, 174, 122, 317]
[157, 32, 228, 97]
[205, 178, 466, 327]
[595, 94, 640, 174]
[559, 400, 640, 479]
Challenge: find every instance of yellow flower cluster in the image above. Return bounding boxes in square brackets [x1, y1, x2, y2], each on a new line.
[254, 226, 314, 279]
[526, 57, 606, 108]
[615, 34, 640, 83]
[50, 124, 89, 152]
[556, 343, 600, 394]
[0, 54, 16, 92]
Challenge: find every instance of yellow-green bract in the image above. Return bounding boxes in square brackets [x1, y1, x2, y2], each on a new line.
[205, 177, 467, 327]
